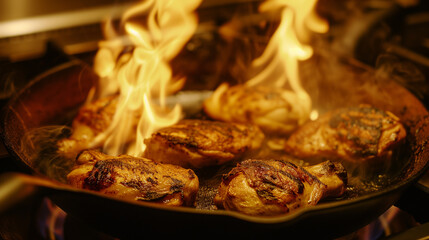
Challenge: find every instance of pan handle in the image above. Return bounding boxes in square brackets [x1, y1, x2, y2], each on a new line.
[0, 173, 55, 214]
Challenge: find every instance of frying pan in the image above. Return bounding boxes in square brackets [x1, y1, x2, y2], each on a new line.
[1, 53, 428, 238]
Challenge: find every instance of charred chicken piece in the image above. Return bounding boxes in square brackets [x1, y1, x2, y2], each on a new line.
[284, 105, 406, 164]
[67, 150, 199, 207]
[304, 160, 347, 199]
[57, 95, 118, 159]
[203, 83, 310, 135]
[143, 119, 265, 168]
[214, 159, 347, 216]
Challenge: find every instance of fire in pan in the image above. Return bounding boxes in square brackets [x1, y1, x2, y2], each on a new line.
[1, 0, 429, 238]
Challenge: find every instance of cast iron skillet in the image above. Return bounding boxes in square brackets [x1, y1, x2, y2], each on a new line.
[1, 59, 428, 239]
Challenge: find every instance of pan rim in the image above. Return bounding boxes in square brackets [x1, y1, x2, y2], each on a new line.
[6, 157, 424, 225]
[1, 59, 428, 225]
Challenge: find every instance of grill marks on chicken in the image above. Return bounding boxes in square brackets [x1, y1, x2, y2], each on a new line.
[284, 105, 407, 164]
[67, 150, 199, 206]
[143, 119, 265, 168]
[61, 97, 402, 216]
[214, 159, 347, 216]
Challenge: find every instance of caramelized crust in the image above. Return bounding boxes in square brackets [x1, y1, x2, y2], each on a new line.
[284, 105, 407, 164]
[203, 83, 310, 135]
[73, 96, 117, 135]
[67, 150, 199, 207]
[214, 159, 347, 216]
[305, 161, 347, 198]
[143, 119, 265, 168]
[57, 96, 118, 159]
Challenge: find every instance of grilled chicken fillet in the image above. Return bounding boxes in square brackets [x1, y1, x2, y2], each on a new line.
[284, 105, 406, 164]
[214, 159, 347, 216]
[203, 83, 310, 135]
[143, 119, 265, 168]
[57, 95, 118, 159]
[67, 150, 199, 207]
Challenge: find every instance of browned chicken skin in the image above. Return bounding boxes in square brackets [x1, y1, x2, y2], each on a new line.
[284, 105, 406, 164]
[143, 119, 265, 168]
[57, 96, 118, 159]
[305, 161, 348, 199]
[214, 159, 347, 216]
[203, 83, 310, 135]
[67, 150, 199, 207]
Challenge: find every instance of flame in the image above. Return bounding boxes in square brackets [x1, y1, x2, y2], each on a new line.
[92, 0, 201, 156]
[246, 0, 328, 123]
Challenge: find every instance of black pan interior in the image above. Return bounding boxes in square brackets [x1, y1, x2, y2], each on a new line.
[1, 56, 428, 238]
[1, 3, 429, 235]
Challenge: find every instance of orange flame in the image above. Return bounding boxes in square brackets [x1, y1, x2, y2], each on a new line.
[92, 0, 201, 156]
[247, 0, 328, 123]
